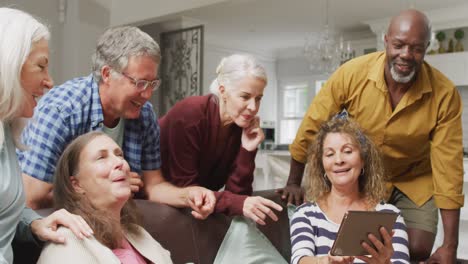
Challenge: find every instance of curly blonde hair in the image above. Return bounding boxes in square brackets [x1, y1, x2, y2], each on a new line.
[305, 116, 387, 205]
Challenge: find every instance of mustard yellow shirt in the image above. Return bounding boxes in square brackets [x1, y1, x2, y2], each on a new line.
[290, 51, 464, 209]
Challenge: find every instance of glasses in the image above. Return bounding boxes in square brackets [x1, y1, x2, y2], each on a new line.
[115, 70, 161, 91]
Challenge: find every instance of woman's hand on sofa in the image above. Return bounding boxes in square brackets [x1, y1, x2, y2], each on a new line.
[30, 208, 93, 243]
[243, 196, 283, 225]
[186, 186, 216, 220]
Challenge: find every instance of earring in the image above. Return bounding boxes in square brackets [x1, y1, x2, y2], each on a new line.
[361, 168, 365, 176]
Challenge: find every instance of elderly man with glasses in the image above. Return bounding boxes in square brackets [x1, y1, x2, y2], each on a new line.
[18, 26, 216, 220]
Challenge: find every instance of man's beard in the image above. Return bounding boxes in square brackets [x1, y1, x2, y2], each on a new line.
[390, 63, 415, 84]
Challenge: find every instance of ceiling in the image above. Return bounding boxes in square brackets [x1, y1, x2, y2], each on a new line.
[173, 0, 467, 58]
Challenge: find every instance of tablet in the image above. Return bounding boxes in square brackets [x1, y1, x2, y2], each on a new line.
[330, 210, 398, 256]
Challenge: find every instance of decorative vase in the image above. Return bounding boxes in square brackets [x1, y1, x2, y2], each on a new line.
[454, 28, 464, 52]
[455, 40, 464, 52]
[436, 31, 446, 53]
[438, 42, 446, 53]
[448, 39, 454, 53]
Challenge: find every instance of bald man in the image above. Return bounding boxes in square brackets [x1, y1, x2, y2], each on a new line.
[282, 9, 462, 263]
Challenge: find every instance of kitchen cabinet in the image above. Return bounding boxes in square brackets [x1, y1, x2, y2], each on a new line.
[253, 151, 291, 190]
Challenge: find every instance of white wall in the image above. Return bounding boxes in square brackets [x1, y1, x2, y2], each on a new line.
[61, 0, 110, 84]
[109, 0, 227, 26]
[0, 0, 63, 82]
[0, 0, 111, 84]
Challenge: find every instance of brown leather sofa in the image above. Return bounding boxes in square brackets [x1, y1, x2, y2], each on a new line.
[12, 190, 291, 264]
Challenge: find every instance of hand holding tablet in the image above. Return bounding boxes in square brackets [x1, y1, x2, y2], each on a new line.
[330, 211, 398, 257]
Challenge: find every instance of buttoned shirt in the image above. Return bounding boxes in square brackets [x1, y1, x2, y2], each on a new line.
[290, 51, 464, 209]
[18, 74, 161, 183]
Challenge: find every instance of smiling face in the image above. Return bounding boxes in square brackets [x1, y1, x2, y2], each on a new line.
[19, 38, 54, 118]
[71, 135, 131, 210]
[384, 11, 430, 84]
[322, 132, 364, 190]
[101, 55, 158, 123]
[220, 76, 265, 128]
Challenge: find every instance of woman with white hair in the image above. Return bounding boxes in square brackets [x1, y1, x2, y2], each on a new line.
[159, 54, 282, 223]
[0, 7, 92, 264]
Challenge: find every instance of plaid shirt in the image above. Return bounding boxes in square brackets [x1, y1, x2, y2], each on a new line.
[18, 74, 161, 183]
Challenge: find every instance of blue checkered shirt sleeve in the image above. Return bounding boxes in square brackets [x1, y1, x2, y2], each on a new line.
[140, 106, 161, 171]
[17, 104, 71, 183]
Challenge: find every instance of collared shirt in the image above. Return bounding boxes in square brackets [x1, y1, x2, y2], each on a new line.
[18, 74, 161, 183]
[290, 51, 464, 209]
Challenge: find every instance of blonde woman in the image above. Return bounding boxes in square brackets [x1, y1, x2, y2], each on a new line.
[290, 117, 409, 264]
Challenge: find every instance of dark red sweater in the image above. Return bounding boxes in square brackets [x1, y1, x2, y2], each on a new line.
[159, 94, 257, 216]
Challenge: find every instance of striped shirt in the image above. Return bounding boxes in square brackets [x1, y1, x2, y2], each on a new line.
[290, 202, 409, 264]
[17, 74, 161, 183]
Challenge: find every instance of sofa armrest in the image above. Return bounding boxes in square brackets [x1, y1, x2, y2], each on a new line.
[136, 199, 231, 264]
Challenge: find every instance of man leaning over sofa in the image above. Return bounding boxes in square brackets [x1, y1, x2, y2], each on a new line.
[18, 25, 215, 219]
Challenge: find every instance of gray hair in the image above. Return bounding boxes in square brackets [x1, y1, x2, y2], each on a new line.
[209, 54, 267, 96]
[92, 26, 161, 83]
[0, 7, 50, 149]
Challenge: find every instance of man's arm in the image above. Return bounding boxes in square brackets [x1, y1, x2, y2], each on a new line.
[276, 158, 306, 205]
[142, 169, 216, 219]
[22, 173, 53, 209]
[428, 84, 464, 263]
[427, 209, 459, 263]
[142, 169, 192, 207]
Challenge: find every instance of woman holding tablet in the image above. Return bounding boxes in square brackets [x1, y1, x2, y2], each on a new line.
[289, 116, 409, 264]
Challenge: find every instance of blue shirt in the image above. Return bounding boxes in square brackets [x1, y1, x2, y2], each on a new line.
[17, 74, 161, 183]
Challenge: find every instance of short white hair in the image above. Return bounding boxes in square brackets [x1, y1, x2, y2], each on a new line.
[0, 7, 50, 149]
[209, 54, 267, 96]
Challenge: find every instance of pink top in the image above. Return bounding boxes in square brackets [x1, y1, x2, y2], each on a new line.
[112, 239, 148, 264]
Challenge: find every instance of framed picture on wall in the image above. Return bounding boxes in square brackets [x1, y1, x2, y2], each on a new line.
[160, 25, 204, 114]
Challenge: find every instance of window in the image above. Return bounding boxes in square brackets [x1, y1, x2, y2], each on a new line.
[279, 83, 309, 144]
[278, 80, 327, 145]
[315, 80, 327, 95]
